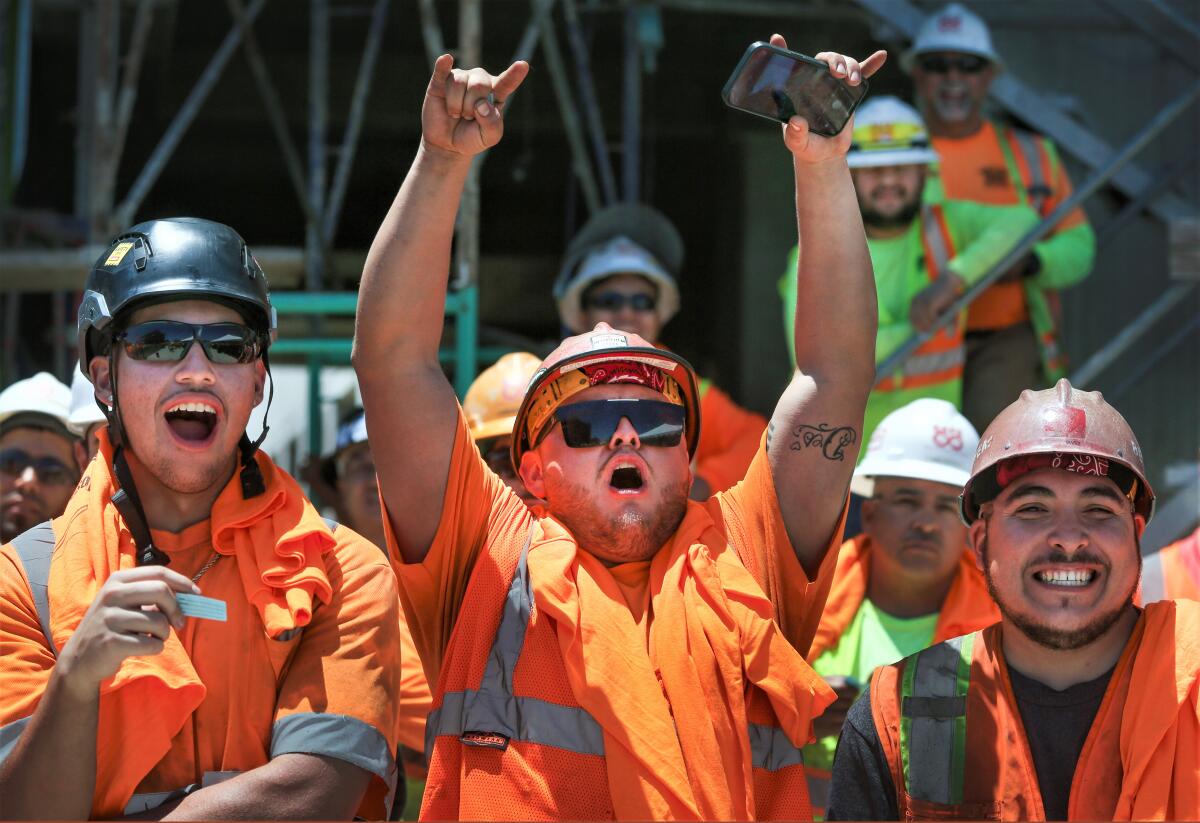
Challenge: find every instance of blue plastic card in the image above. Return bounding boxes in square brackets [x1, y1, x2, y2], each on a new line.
[176, 593, 227, 622]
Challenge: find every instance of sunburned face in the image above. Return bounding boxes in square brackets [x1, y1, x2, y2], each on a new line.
[863, 476, 967, 587]
[89, 300, 266, 497]
[970, 468, 1143, 651]
[519, 383, 691, 564]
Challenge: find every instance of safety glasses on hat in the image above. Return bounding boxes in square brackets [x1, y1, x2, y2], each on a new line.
[917, 54, 988, 74]
[117, 321, 264, 365]
[538, 398, 685, 449]
[0, 448, 77, 486]
[583, 291, 658, 313]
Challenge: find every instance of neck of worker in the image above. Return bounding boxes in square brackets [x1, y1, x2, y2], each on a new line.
[122, 448, 238, 534]
[863, 221, 913, 241]
[866, 559, 956, 619]
[1000, 605, 1139, 692]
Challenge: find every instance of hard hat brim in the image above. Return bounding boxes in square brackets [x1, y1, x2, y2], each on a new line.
[851, 457, 972, 498]
[847, 148, 940, 169]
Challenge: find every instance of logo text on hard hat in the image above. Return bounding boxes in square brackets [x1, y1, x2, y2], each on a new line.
[933, 425, 964, 451]
[590, 333, 628, 350]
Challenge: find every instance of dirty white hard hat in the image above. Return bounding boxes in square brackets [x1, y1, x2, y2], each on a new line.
[554, 235, 681, 335]
[0, 372, 76, 439]
[852, 398, 979, 497]
[902, 3, 1004, 73]
[68, 370, 108, 434]
[848, 96, 940, 169]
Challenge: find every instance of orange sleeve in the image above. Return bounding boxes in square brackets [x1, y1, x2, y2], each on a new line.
[383, 407, 532, 690]
[694, 384, 767, 494]
[270, 531, 403, 818]
[0, 544, 55, 731]
[712, 438, 845, 656]
[398, 613, 432, 753]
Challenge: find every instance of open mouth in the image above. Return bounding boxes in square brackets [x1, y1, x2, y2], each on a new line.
[1033, 568, 1098, 588]
[164, 400, 219, 444]
[609, 464, 645, 493]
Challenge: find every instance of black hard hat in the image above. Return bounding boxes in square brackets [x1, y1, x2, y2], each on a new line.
[77, 217, 277, 374]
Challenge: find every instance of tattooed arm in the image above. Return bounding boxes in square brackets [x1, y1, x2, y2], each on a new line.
[766, 38, 884, 577]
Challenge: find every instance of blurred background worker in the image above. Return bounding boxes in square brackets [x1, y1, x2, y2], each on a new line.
[68, 370, 108, 463]
[800, 399, 998, 816]
[1140, 526, 1199, 603]
[780, 97, 1036, 485]
[906, 3, 1096, 433]
[554, 203, 765, 499]
[311, 408, 433, 820]
[463, 352, 543, 508]
[0, 372, 82, 543]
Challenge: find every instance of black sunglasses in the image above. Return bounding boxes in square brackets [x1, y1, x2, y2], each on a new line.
[917, 54, 988, 75]
[583, 292, 657, 313]
[542, 398, 685, 449]
[117, 321, 264, 365]
[0, 448, 77, 486]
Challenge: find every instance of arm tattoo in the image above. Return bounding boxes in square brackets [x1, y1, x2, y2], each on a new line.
[788, 423, 858, 461]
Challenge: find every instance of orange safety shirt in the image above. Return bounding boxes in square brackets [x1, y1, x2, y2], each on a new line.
[391, 408, 845, 820]
[0, 432, 402, 818]
[1140, 528, 1200, 603]
[931, 120, 1088, 331]
[810, 533, 1000, 661]
[870, 601, 1200, 820]
[400, 610, 433, 755]
[694, 381, 767, 494]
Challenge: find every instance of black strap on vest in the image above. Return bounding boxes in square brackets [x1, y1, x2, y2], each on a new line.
[111, 446, 170, 567]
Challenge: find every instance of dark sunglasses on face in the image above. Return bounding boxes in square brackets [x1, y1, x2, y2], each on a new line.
[917, 54, 988, 75]
[117, 321, 264, 365]
[583, 292, 657, 313]
[0, 448, 77, 486]
[543, 398, 685, 449]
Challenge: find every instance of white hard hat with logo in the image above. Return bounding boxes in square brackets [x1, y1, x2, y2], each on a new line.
[851, 398, 979, 497]
[68, 370, 108, 435]
[0, 372, 76, 439]
[847, 96, 940, 169]
[902, 3, 1004, 73]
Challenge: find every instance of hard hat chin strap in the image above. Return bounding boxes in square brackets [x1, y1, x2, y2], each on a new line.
[238, 349, 274, 498]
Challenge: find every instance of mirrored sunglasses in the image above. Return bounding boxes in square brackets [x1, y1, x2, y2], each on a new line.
[117, 321, 263, 365]
[917, 54, 988, 74]
[541, 398, 685, 449]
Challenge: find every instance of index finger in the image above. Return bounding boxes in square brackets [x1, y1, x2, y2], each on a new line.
[109, 564, 201, 594]
[491, 60, 530, 104]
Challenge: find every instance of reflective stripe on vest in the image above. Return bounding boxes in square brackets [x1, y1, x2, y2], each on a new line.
[0, 716, 32, 767]
[1141, 551, 1166, 604]
[1007, 128, 1053, 216]
[920, 204, 952, 280]
[9, 521, 58, 656]
[899, 633, 975, 806]
[123, 771, 240, 815]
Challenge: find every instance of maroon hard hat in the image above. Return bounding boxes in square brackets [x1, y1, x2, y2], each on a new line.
[960, 379, 1155, 523]
[510, 323, 701, 473]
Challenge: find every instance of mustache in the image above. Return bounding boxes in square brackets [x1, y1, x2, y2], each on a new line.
[1022, 549, 1111, 572]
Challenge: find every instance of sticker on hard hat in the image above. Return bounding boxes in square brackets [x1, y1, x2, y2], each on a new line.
[104, 242, 135, 267]
[590, 333, 628, 349]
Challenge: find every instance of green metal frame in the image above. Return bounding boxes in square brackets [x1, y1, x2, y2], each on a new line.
[270, 288, 488, 457]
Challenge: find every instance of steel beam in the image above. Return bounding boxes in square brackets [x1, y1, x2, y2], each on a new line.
[852, 0, 1197, 224]
[513, 0, 558, 64]
[416, 0, 445, 66]
[114, 0, 268, 227]
[1097, 0, 1200, 74]
[538, 12, 601, 213]
[563, 0, 618, 205]
[622, 2, 641, 203]
[452, 0, 482, 291]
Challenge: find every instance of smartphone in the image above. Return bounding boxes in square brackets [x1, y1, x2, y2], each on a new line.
[721, 41, 869, 137]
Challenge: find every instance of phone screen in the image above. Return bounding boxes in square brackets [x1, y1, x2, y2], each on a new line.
[723, 44, 868, 136]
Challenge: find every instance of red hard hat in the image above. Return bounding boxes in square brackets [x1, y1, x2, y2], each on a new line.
[510, 324, 701, 473]
[960, 379, 1155, 524]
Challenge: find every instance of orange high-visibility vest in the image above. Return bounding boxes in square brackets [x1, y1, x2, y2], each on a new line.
[418, 531, 816, 821]
[1140, 528, 1200, 603]
[869, 602, 1200, 820]
[874, 204, 966, 393]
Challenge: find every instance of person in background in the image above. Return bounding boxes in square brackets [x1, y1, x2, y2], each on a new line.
[555, 203, 766, 499]
[68, 370, 108, 463]
[463, 352, 543, 508]
[0, 372, 82, 543]
[905, 2, 1096, 433]
[800, 398, 998, 817]
[827, 381, 1199, 822]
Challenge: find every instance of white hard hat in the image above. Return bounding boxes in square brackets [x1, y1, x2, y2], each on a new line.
[0, 372, 76, 439]
[68, 370, 108, 434]
[847, 96, 940, 169]
[852, 398, 979, 497]
[902, 3, 1004, 73]
[554, 235, 681, 334]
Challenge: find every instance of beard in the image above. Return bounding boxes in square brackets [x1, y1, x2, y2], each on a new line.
[861, 198, 922, 232]
[547, 477, 690, 564]
[981, 534, 1140, 651]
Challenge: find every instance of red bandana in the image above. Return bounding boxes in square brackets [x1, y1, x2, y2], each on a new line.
[995, 452, 1111, 490]
[579, 362, 667, 392]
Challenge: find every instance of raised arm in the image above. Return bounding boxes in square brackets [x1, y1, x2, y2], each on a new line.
[767, 37, 885, 576]
[352, 55, 528, 563]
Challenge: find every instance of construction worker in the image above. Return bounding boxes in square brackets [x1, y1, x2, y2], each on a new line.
[68, 369, 108, 462]
[1140, 526, 1199, 603]
[0, 218, 402, 819]
[462, 352, 543, 507]
[781, 96, 1038, 453]
[802, 398, 999, 816]
[555, 204, 766, 499]
[316, 407, 433, 820]
[906, 3, 1097, 433]
[827, 380, 1200, 821]
[355, 39, 884, 819]
[0, 372, 83, 543]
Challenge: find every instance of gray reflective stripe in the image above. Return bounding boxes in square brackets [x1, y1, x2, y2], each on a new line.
[425, 536, 606, 760]
[1011, 129, 1049, 211]
[1142, 551, 1166, 604]
[902, 634, 971, 806]
[0, 716, 32, 766]
[9, 521, 57, 656]
[123, 773, 239, 814]
[270, 712, 396, 782]
[902, 346, 965, 378]
[749, 722, 804, 772]
[921, 204, 952, 277]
